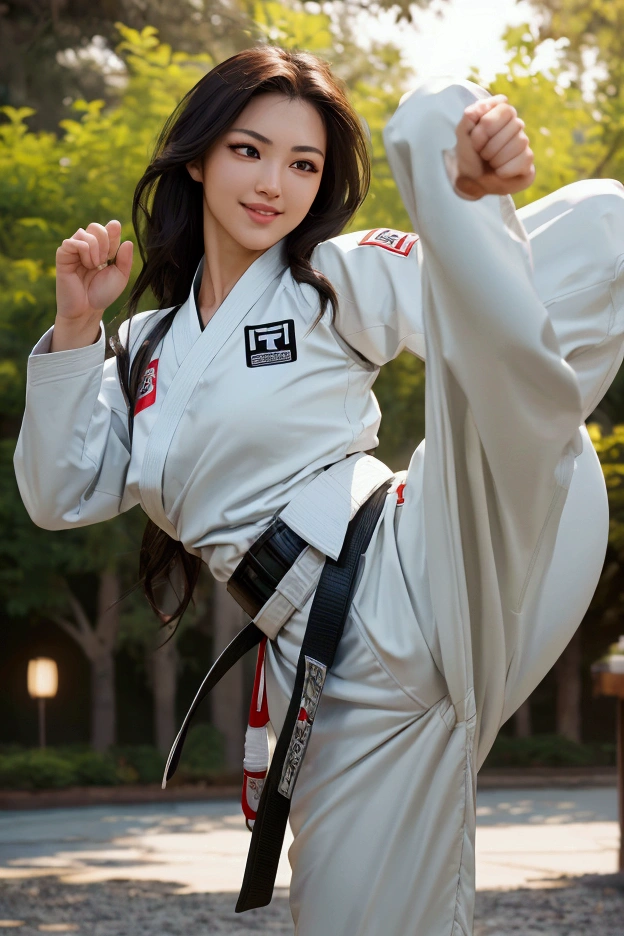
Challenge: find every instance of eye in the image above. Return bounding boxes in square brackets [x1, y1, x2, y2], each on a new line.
[228, 144, 260, 159]
[292, 159, 318, 173]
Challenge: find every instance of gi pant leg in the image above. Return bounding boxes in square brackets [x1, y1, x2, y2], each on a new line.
[265, 429, 606, 936]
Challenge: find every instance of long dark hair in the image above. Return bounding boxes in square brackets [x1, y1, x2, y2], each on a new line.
[112, 44, 372, 626]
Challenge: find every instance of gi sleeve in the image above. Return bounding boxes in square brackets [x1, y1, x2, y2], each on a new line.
[310, 230, 425, 364]
[13, 316, 139, 529]
[383, 76, 593, 758]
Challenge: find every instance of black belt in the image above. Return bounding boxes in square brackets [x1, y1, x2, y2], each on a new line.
[163, 478, 392, 912]
[227, 517, 308, 619]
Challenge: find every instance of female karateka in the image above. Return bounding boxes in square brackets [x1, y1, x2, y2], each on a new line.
[14, 45, 624, 936]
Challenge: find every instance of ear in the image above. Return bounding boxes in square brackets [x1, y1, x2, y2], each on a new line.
[186, 160, 203, 183]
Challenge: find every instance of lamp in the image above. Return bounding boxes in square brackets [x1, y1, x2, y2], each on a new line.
[27, 658, 58, 749]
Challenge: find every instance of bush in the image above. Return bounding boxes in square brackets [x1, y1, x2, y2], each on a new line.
[0, 736, 227, 789]
[0, 745, 159, 789]
[482, 734, 616, 769]
[176, 723, 226, 781]
[0, 750, 80, 790]
[71, 750, 119, 786]
[113, 745, 165, 784]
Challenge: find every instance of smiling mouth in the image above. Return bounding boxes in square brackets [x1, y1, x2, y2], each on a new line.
[242, 204, 282, 216]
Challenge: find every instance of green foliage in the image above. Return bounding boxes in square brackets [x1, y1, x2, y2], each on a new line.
[0, 729, 226, 789]
[175, 723, 226, 780]
[0, 748, 118, 789]
[0, 744, 168, 789]
[482, 733, 616, 769]
[112, 745, 166, 784]
[0, 24, 218, 649]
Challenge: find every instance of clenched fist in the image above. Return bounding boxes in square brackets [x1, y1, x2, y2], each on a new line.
[53, 220, 133, 351]
[453, 94, 535, 199]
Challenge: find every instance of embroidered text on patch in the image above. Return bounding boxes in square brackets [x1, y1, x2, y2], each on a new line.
[134, 359, 159, 414]
[359, 228, 419, 257]
[245, 319, 297, 368]
[278, 656, 326, 799]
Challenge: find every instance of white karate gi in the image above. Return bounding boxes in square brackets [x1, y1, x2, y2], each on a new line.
[14, 77, 624, 935]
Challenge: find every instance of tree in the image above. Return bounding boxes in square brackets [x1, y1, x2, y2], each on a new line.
[525, 0, 624, 177]
[554, 630, 582, 742]
[0, 454, 140, 750]
[522, 0, 624, 427]
[0, 0, 251, 132]
[0, 0, 447, 132]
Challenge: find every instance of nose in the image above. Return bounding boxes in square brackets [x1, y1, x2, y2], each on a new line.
[255, 164, 281, 199]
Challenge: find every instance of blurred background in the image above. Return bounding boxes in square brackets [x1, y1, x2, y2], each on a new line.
[1, 0, 624, 792]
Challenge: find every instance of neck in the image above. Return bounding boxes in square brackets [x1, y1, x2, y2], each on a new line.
[197, 215, 267, 325]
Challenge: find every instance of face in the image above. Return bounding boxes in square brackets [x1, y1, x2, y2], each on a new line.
[187, 92, 327, 257]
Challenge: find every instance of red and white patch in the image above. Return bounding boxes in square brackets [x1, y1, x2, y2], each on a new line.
[359, 228, 419, 257]
[396, 481, 407, 506]
[134, 359, 159, 414]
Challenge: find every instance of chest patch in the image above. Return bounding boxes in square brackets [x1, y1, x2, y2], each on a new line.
[359, 228, 419, 257]
[135, 358, 159, 414]
[245, 319, 297, 368]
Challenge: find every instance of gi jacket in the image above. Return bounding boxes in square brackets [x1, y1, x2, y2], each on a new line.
[14, 79, 624, 665]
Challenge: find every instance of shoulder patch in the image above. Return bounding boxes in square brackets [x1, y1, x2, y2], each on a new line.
[358, 228, 419, 257]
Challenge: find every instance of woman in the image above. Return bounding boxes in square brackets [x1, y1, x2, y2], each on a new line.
[14, 45, 624, 935]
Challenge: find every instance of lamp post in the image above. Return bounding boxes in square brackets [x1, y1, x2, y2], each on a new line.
[27, 658, 58, 749]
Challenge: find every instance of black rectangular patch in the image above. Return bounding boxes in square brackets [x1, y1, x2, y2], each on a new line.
[245, 319, 297, 368]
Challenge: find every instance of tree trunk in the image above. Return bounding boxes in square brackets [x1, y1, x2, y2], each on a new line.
[211, 582, 247, 771]
[90, 570, 120, 752]
[554, 628, 582, 743]
[152, 635, 179, 757]
[514, 698, 532, 738]
[51, 571, 120, 751]
[90, 652, 116, 752]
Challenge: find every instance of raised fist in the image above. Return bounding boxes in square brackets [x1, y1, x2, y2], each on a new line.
[55, 220, 134, 322]
[453, 94, 535, 199]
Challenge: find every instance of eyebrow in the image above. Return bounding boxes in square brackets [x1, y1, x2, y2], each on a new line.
[228, 127, 325, 158]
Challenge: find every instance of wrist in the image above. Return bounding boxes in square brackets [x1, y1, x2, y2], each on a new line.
[51, 315, 103, 352]
[442, 146, 482, 201]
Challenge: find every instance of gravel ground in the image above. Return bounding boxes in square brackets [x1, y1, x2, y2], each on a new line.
[0, 874, 623, 935]
[474, 874, 624, 936]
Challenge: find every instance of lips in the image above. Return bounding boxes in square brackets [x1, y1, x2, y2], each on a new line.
[242, 204, 282, 224]
[243, 203, 282, 215]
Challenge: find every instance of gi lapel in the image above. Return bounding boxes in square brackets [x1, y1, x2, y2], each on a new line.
[140, 239, 288, 537]
[171, 257, 204, 367]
